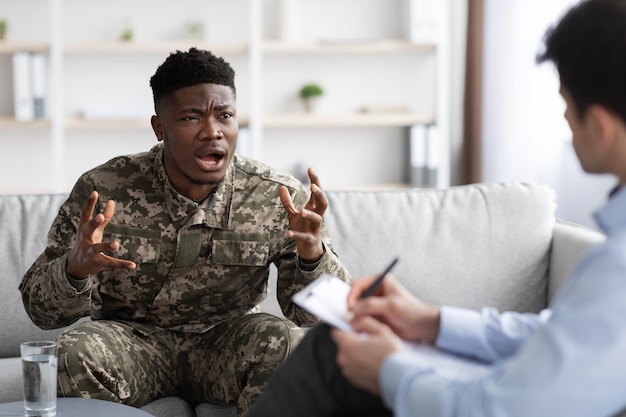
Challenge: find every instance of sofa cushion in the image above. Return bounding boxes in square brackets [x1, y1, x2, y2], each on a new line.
[324, 182, 556, 313]
[0, 194, 70, 358]
[0, 357, 23, 402]
[140, 396, 195, 417]
[195, 402, 238, 417]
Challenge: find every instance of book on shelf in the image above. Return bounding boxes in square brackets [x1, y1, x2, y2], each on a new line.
[31, 52, 46, 119]
[12, 52, 33, 121]
[405, 0, 439, 44]
[12, 51, 47, 121]
[409, 124, 438, 188]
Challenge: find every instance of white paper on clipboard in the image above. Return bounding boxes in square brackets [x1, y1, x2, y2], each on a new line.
[292, 274, 353, 332]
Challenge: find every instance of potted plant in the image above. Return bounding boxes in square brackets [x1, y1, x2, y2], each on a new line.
[119, 18, 133, 42]
[120, 29, 133, 42]
[299, 83, 324, 113]
[0, 19, 7, 42]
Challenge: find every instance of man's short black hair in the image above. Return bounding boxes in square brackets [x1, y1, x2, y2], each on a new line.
[150, 47, 236, 112]
[537, 0, 626, 122]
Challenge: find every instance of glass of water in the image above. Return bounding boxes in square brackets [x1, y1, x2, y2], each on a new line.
[20, 341, 58, 417]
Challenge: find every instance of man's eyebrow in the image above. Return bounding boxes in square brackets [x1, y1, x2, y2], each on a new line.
[214, 104, 234, 111]
[178, 104, 234, 115]
[179, 107, 206, 115]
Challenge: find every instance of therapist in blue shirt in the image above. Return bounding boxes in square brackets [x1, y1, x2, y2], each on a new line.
[245, 0, 626, 416]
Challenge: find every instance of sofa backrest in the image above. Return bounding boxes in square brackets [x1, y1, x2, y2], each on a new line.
[0, 194, 70, 358]
[0, 182, 557, 358]
[324, 182, 556, 314]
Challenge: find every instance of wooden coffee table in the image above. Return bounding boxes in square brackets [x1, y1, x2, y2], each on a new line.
[0, 397, 155, 416]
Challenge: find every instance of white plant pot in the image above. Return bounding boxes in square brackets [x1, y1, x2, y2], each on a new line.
[302, 97, 321, 113]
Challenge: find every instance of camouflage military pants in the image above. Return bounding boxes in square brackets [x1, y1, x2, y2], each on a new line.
[56, 313, 304, 416]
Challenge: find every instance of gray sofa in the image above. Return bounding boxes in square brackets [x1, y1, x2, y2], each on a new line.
[0, 182, 605, 417]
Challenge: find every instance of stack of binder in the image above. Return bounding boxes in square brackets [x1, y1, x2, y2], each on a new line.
[12, 52, 46, 121]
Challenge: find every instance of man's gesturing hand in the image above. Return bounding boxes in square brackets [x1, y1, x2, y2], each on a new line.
[280, 167, 327, 263]
[66, 191, 136, 279]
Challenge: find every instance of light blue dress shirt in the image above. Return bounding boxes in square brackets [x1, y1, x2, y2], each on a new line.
[380, 186, 626, 417]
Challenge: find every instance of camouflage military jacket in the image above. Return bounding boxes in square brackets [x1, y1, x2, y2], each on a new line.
[20, 144, 350, 332]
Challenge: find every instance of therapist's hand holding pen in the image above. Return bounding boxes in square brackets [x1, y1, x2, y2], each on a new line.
[330, 260, 444, 396]
[345, 260, 441, 343]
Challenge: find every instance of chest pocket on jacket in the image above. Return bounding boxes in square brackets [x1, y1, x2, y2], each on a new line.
[103, 224, 161, 264]
[212, 231, 269, 266]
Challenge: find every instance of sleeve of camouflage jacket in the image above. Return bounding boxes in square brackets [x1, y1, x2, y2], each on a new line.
[19, 178, 94, 330]
[274, 184, 351, 327]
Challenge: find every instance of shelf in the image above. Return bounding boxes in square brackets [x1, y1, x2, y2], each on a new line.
[0, 43, 50, 54]
[65, 117, 151, 130]
[0, 41, 248, 55]
[65, 115, 251, 129]
[63, 42, 248, 55]
[0, 40, 432, 56]
[62, 113, 427, 130]
[0, 117, 50, 128]
[262, 112, 435, 128]
[263, 39, 436, 55]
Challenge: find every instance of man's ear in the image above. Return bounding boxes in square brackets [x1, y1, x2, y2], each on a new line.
[151, 115, 164, 142]
[586, 104, 619, 146]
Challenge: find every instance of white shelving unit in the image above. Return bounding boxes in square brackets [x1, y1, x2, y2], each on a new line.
[0, 0, 450, 194]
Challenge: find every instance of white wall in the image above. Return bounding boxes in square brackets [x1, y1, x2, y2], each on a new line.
[447, 0, 468, 187]
[482, 0, 615, 229]
[3, 0, 609, 229]
[0, 0, 440, 194]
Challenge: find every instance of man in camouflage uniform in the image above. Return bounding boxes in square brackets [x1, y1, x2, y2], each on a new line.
[19, 48, 350, 415]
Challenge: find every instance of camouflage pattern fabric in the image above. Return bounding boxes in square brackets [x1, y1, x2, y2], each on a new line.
[19, 143, 349, 412]
[57, 315, 305, 415]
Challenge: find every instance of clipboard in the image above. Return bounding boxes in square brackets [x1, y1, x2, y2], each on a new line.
[292, 274, 353, 332]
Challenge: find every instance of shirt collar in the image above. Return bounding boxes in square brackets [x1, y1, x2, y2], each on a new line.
[150, 143, 234, 229]
[594, 184, 626, 234]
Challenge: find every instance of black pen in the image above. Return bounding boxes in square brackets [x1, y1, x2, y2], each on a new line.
[345, 257, 399, 321]
[361, 257, 400, 298]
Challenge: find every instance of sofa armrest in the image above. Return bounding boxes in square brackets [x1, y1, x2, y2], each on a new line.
[548, 220, 605, 303]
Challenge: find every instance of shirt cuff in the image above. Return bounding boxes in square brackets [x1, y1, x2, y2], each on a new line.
[380, 352, 434, 410]
[57, 253, 92, 294]
[436, 306, 484, 356]
[66, 274, 90, 291]
[298, 242, 327, 271]
[380, 353, 411, 409]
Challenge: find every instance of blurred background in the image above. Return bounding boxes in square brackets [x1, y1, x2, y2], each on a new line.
[0, 0, 613, 229]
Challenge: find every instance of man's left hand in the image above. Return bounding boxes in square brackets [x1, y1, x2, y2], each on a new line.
[280, 167, 327, 262]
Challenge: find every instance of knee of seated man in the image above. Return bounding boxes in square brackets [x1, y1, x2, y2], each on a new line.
[242, 313, 306, 361]
[56, 321, 132, 401]
[57, 322, 112, 371]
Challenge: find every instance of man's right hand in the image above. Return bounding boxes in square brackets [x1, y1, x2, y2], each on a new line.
[346, 273, 441, 343]
[66, 191, 136, 279]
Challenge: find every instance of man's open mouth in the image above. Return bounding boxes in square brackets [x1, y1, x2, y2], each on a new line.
[197, 153, 224, 166]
